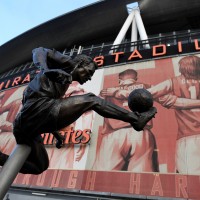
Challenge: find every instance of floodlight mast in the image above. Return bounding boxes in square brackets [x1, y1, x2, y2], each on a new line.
[110, 2, 149, 53]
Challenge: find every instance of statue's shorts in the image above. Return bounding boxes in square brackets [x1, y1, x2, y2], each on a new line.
[13, 97, 61, 145]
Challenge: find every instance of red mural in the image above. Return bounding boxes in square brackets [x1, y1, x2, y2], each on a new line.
[1, 54, 200, 199]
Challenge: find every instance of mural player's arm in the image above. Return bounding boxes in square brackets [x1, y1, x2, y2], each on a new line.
[148, 79, 200, 109]
[0, 102, 11, 114]
[0, 103, 13, 132]
[0, 100, 21, 132]
[100, 87, 119, 98]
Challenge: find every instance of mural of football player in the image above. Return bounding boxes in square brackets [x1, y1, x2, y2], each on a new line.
[92, 69, 158, 172]
[148, 55, 200, 174]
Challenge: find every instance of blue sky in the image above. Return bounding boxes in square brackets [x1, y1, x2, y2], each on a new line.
[0, 0, 98, 46]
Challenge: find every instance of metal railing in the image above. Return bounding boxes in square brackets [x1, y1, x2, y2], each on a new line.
[1, 29, 200, 80]
[69, 30, 200, 58]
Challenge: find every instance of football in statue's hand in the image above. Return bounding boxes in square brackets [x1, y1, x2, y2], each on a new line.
[128, 88, 153, 113]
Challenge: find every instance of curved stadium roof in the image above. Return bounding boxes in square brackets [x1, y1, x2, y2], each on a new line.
[0, 0, 200, 74]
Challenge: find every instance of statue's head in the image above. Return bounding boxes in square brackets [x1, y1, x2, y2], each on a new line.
[71, 54, 98, 84]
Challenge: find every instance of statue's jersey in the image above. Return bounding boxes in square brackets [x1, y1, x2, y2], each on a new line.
[14, 72, 70, 144]
[27, 71, 69, 99]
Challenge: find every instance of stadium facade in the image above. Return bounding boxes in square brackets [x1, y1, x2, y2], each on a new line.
[1, 0, 200, 199]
